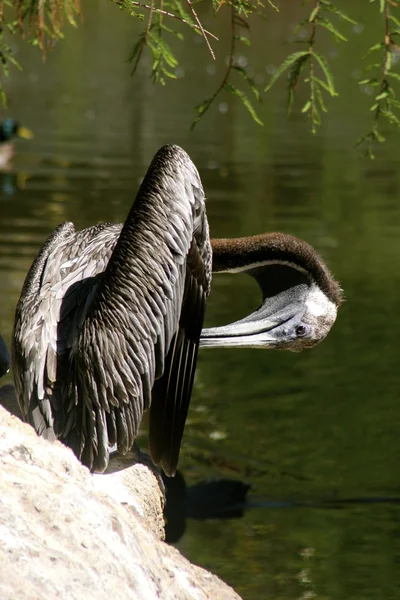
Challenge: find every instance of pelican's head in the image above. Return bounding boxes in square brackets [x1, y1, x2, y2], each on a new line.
[200, 282, 339, 351]
[262, 283, 339, 352]
[200, 232, 343, 351]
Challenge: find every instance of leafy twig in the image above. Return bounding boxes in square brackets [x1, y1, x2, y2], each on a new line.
[130, 0, 154, 75]
[308, 0, 320, 133]
[115, 0, 218, 41]
[265, 0, 355, 133]
[357, 0, 400, 158]
[191, 4, 263, 129]
[191, 5, 236, 129]
[14, 0, 81, 51]
[184, 0, 216, 59]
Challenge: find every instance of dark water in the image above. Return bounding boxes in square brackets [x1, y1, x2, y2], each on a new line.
[2, 2, 400, 598]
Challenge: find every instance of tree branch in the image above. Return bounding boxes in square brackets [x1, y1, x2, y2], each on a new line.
[115, 0, 218, 42]
[184, 0, 216, 58]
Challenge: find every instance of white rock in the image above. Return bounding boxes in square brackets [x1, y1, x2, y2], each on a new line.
[0, 403, 241, 600]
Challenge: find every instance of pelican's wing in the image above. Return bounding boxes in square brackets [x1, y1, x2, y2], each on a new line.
[149, 236, 209, 476]
[12, 222, 121, 440]
[68, 145, 212, 473]
[13, 221, 76, 437]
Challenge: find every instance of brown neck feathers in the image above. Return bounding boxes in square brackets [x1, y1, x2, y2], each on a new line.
[211, 233, 343, 306]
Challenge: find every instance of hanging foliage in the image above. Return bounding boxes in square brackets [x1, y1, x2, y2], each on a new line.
[1, 0, 400, 155]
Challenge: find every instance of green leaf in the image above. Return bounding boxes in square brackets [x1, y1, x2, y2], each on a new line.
[312, 104, 321, 131]
[225, 82, 264, 125]
[365, 42, 385, 56]
[309, 6, 320, 22]
[318, 17, 348, 42]
[358, 78, 379, 86]
[287, 53, 310, 114]
[372, 125, 386, 142]
[161, 67, 177, 80]
[301, 100, 312, 113]
[375, 90, 389, 100]
[147, 35, 178, 85]
[385, 51, 392, 73]
[234, 35, 251, 46]
[191, 97, 214, 130]
[128, 33, 147, 74]
[370, 0, 385, 12]
[232, 65, 261, 102]
[265, 51, 309, 92]
[211, 0, 219, 15]
[312, 75, 333, 93]
[7, 55, 21, 71]
[389, 14, 400, 27]
[172, 1, 196, 28]
[153, 35, 178, 68]
[161, 23, 184, 40]
[266, 0, 279, 10]
[365, 63, 381, 72]
[315, 86, 328, 112]
[319, 1, 358, 25]
[313, 51, 337, 96]
[382, 109, 400, 127]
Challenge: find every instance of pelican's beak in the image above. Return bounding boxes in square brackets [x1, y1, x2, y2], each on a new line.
[17, 126, 34, 140]
[200, 285, 308, 349]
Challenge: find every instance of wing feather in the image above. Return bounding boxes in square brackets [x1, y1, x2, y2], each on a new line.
[13, 223, 122, 438]
[149, 238, 209, 476]
[13, 222, 76, 432]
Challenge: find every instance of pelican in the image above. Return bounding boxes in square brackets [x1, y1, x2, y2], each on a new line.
[12, 144, 342, 478]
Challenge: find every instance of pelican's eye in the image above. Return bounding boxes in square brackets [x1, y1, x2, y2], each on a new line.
[295, 324, 307, 338]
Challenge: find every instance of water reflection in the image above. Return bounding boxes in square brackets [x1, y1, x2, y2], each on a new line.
[0, 171, 28, 198]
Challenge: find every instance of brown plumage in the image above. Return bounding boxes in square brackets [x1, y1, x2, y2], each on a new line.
[211, 233, 343, 306]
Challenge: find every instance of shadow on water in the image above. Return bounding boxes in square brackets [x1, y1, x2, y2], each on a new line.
[163, 471, 251, 544]
[164, 469, 400, 541]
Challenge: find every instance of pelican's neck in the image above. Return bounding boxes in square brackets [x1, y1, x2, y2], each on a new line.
[93, 144, 201, 310]
[211, 233, 343, 306]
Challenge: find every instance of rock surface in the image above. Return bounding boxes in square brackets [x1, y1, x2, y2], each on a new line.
[0, 403, 241, 600]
